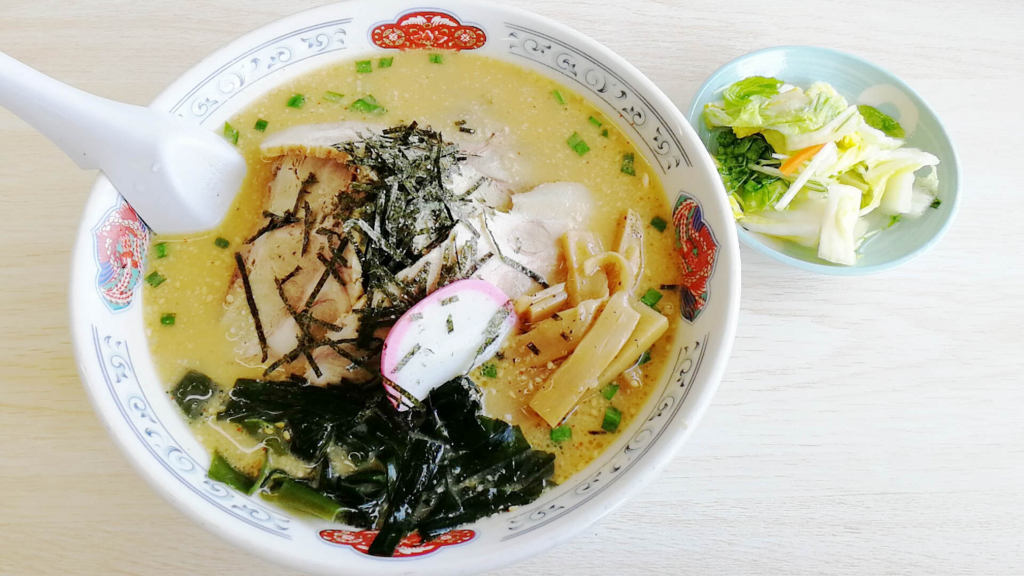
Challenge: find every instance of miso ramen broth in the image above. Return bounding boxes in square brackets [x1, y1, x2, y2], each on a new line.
[143, 52, 683, 556]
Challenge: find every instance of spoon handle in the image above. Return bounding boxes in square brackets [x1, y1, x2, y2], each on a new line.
[0, 50, 155, 171]
[0, 51, 247, 234]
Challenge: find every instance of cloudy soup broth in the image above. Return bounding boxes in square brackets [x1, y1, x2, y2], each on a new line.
[142, 51, 684, 554]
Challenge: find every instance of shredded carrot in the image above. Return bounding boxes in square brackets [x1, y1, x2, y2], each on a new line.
[779, 143, 826, 176]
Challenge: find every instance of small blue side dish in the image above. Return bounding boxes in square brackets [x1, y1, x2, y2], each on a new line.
[686, 46, 961, 275]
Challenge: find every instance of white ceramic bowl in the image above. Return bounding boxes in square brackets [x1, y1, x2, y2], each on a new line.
[69, 1, 740, 574]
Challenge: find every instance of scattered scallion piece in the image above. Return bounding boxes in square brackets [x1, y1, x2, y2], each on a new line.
[930, 198, 942, 209]
[261, 478, 344, 521]
[248, 454, 272, 495]
[601, 407, 622, 433]
[601, 129, 609, 138]
[567, 132, 590, 156]
[428, 53, 444, 64]
[223, 122, 239, 145]
[323, 91, 345, 103]
[481, 363, 498, 378]
[601, 383, 620, 400]
[378, 57, 394, 68]
[350, 95, 386, 115]
[640, 288, 662, 308]
[638, 350, 652, 366]
[253, 119, 268, 132]
[621, 152, 636, 176]
[215, 237, 230, 249]
[208, 453, 255, 493]
[356, 60, 373, 73]
[145, 271, 165, 287]
[888, 215, 902, 228]
[552, 90, 567, 105]
[160, 313, 176, 326]
[153, 242, 168, 259]
[650, 216, 668, 232]
[550, 425, 572, 443]
[588, 116, 602, 127]
[286, 94, 306, 108]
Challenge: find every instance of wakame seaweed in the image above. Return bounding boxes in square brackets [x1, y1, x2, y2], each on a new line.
[172, 371, 220, 419]
[213, 374, 555, 556]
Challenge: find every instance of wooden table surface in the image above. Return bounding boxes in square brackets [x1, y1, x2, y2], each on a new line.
[2, 1, 1022, 574]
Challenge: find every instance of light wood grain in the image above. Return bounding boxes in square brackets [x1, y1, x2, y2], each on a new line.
[1, 1, 1022, 574]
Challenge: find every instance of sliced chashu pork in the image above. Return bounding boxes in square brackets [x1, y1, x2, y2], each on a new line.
[226, 121, 595, 383]
[224, 124, 374, 384]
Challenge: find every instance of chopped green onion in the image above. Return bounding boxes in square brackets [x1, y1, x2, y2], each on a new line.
[588, 116, 603, 127]
[145, 271, 165, 288]
[552, 90, 567, 105]
[248, 454, 272, 495]
[160, 313, 176, 326]
[621, 152, 636, 176]
[930, 198, 942, 209]
[888, 214, 902, 228]
[378, 57, 394, 68]
[355, 60, 373, 73]
[481, 363, 498, 378]
[601, 129, 609, 138]
[567, 132, 590, 156]
[601, 383, 620, 400]
[350, 95, 386, 115]
[638, 350, 652, 366]
[640, 288, 663, 308]
[223, 122, 239, 145]
[208, 453, 255, 493]
[261, 479, 343, 521]
[601, 406, 622, 433]
[286, 94, 306, 108]
[650, 216, 668, 232]
[428, 53, 444, 64]
[253, 119, 268, 132]
[323, 91, 345, 103]
[153, 242, 168, 259]
[550, 425, 572, 443]
[214, 237, 230, 249]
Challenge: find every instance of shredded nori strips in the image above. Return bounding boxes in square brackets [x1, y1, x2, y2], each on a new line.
[280, 265, 303, 285]
[331, 123, 473, 336]
[246, 211, 299, 244]
[301, 201, 314, 256]
[273, 277, 322, 379]
[235, 252, 269, 362]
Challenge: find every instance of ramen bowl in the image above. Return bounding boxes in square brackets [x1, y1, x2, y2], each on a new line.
[68, 1, 740, 574]
[687, 45, 961, 275]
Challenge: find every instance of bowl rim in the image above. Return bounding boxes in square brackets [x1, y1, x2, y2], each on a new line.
[686, 44, 962, 276]
[67, 1, 741, 574]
